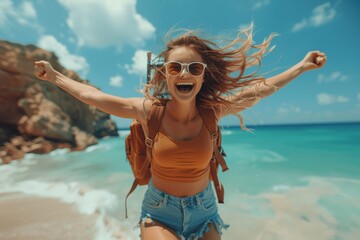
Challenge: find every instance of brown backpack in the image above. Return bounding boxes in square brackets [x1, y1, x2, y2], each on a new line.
[124, 99, 228, 218]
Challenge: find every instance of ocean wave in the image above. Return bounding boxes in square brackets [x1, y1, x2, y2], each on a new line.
[85, 144, 111, 153]
[272, 184, 291, 192]
[235, 149, 287, 164]
[49, 148, 71, 156]
[221, 130, 233, 136]
[0, 178, 133, 239]
[258, 150, 286, 162]
[0, 180, 118, 215]
[0, 160, 30, 183]
[221, 176, 360, 240]
[118, 130, 130, 137]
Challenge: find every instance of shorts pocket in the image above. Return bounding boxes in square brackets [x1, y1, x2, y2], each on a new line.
[200, 193, 217, 211]
[143, 190, 166, 209]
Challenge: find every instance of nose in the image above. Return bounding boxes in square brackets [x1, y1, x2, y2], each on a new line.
[179, 67, 190, 78]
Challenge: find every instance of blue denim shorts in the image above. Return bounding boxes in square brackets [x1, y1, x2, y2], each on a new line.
[139, 180, 229, 240]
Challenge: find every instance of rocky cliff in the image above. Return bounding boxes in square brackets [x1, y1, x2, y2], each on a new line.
[0, 40, 118, 164]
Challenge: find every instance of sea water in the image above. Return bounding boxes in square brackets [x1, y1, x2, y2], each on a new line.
[1, 123, 359, 240]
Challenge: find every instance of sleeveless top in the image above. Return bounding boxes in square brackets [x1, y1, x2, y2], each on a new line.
[151, 123, 213, 182]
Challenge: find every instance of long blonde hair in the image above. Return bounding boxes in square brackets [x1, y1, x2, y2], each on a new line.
[143, 24, 276, 127]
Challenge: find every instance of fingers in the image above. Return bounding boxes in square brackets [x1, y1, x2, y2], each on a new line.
[33, 60, 49, 79]
[309, 51, 327, 66]
[315, 56, 326, 65]
[33, 66, 46, 78]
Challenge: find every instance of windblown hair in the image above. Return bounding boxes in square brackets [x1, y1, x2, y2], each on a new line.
[143, 23, 276, 127]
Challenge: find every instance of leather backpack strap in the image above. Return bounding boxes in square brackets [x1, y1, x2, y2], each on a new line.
[199, 107, 229, 172]
[199, 107, 228, 204]
[125, 99, 166, 218]
[138, 99, 166, 179]
[210, 159, 225, 203]
[125, 179, 139, 218]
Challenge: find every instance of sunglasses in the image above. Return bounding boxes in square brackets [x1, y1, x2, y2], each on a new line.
[163, 61, 207, 77]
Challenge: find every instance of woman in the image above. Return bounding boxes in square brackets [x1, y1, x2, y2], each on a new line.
[34, 26, 326, 240]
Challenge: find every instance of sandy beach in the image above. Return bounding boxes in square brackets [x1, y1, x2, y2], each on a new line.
[0, 192, 98, 240]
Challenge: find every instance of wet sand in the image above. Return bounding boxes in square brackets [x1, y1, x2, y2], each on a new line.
[0, 192, 97, 240]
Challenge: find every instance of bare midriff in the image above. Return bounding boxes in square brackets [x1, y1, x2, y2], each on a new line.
[151, 174, 209, 197]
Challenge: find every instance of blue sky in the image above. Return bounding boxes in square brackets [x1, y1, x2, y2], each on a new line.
[1, 0, 359, 128]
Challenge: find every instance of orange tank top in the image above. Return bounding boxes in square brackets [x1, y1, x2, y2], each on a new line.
[151, 123, 213, 182]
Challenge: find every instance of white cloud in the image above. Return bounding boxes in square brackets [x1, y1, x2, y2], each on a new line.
[291, 2, 336, 32]
[0, 0, 11, 25]
[109, 75, 123, 87]
[125, 49, 149, 76]
[317, 71, 348, 83]
[38, 35, 89, 77]
[0, 0, 37, 26]
[358, 93, 360, 101]
[58, 0, 155, 48]
[277, 104, 301, 114]
[292, 19, 308, 33]
[20, 1, 36, 18]
[252, 0, 271, 10]
[317, 93, 349, 105]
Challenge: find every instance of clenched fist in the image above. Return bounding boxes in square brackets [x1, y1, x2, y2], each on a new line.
[300, 51, 327, 71]
[33, 61, 56, 82]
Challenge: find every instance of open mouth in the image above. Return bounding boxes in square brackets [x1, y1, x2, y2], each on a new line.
[176, 82, 194, 92]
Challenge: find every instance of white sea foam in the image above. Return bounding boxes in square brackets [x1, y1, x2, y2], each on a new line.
[118, 130, 130, 137]
[0, 161, 29, 183]
[242, 149, 286, 163]
[0, 176, 129, 239]
[221, 176, 360, 240]
[22, 153, 38, 160]
[85, 144, 111, 153]
[272, 184, 291, 192]
[221, 130, 233, 136]
[258, 150, 286, 162]
[0, 180, 117, 214]
[49, 148, 71, 156]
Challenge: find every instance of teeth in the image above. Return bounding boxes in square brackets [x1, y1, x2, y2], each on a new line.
[176, 82, 194, 86]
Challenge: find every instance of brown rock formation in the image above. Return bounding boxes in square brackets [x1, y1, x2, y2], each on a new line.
[0, 40, 118, 164]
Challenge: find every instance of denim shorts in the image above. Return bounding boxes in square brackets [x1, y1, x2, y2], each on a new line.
[139, 180, 229, 240]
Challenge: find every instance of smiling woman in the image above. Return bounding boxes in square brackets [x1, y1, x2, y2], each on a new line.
[33, 23, 326, 240]
[164, 61, 206, 93]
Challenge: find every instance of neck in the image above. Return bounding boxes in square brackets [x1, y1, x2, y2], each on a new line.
[166, 99, 198, 122]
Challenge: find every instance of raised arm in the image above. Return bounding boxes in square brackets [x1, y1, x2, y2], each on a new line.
[33, 61, 146, 121]
[222, 51, 327, 117]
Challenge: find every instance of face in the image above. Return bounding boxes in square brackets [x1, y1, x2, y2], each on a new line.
[165, 46, 205, 102]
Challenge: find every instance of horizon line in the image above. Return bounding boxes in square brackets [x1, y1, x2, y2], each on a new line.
[116, 120, 360, 130]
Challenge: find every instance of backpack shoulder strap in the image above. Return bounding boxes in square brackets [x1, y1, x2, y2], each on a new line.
[199, 107, 218, 141]
[137, 98, 167, 179]
[199, 107, 228, 172]
[199, 107, 229, 204]
[125, 98, 167, 218]
[146, 99, 167, 142]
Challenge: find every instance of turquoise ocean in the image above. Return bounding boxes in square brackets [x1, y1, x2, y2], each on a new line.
[1, 122, 359, 239]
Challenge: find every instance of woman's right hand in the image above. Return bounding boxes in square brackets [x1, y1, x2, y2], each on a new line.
[33, 61, 56, 82]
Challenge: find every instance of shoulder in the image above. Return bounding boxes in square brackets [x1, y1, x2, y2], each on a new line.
[142, 98, 154, 119]
[136, 97, 167, 122]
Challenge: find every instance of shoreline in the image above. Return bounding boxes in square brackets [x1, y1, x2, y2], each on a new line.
[0, 192, 98, 240]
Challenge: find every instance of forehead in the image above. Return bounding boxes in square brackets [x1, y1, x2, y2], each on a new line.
[167, 46, 203, 63]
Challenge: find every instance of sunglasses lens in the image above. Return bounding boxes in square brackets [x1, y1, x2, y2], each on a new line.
[165, 62, 206, 76]
[189, 63, 205, 76]
[166, 62, 182, 75]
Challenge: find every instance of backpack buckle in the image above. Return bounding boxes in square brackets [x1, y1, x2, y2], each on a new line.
[211, 132, 218, 141]
[145, 137, 153, 148]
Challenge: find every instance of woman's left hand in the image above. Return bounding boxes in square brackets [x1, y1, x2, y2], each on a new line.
[300, 51, 327, 71]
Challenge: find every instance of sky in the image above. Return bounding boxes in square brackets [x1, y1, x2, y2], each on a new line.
[1, 0, 359, 128]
